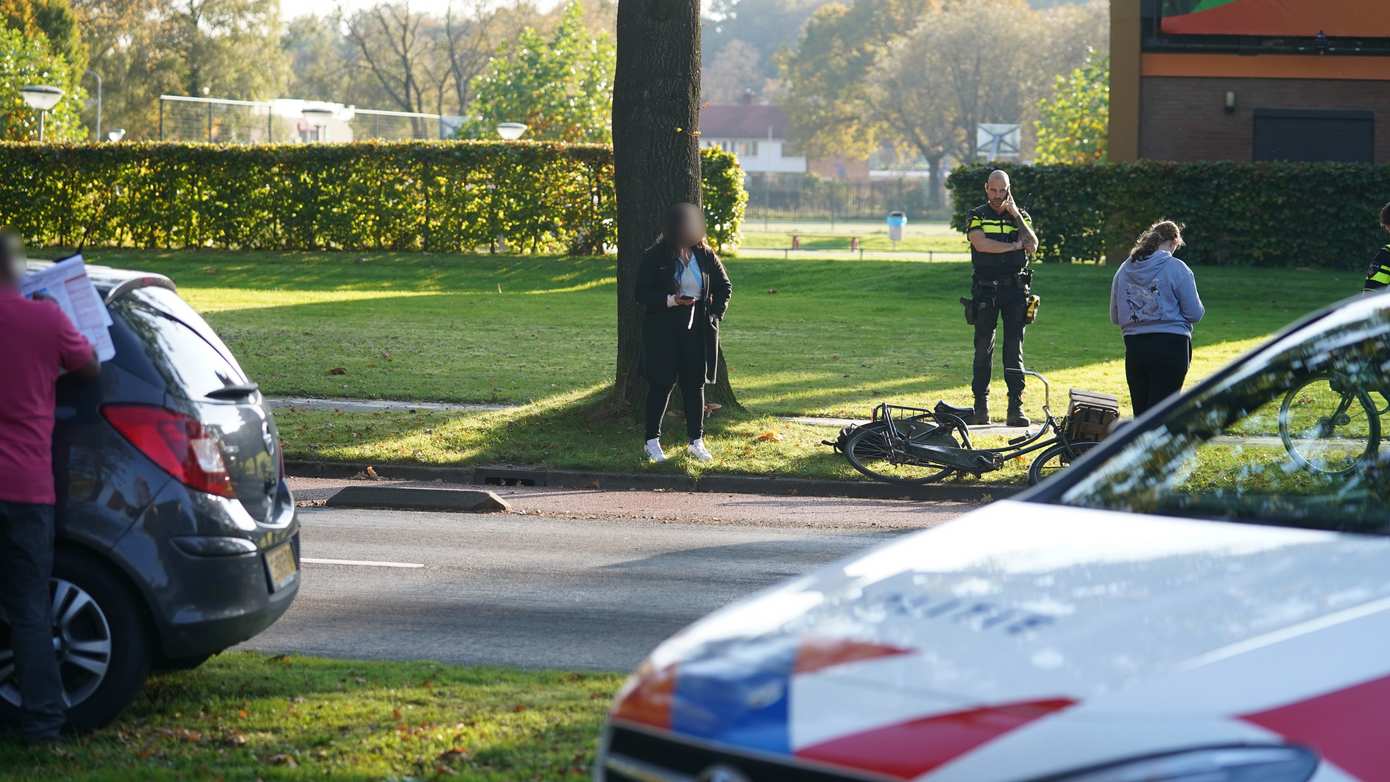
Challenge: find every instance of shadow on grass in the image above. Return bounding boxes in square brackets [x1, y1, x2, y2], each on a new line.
[275, 383, 859, 481]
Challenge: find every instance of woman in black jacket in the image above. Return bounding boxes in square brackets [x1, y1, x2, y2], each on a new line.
[636, 203, 733, 463]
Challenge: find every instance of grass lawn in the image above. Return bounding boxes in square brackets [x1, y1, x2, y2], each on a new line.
[78, 248, 1362, 480]
[740, 219, 968, 254]
[0, 652, 622, 781]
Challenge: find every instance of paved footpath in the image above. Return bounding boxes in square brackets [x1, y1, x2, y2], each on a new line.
[269, 396, 1032, 436]
[250, 482, 975, 669]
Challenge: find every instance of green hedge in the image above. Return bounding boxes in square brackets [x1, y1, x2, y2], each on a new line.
[948, 161, 1390, 267]
[0, 142, 746, 254]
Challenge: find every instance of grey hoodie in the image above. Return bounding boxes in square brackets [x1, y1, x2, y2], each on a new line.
[1109, 250, 1205, 337]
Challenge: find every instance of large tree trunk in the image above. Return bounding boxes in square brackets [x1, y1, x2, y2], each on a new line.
[611, 0, 739, 414]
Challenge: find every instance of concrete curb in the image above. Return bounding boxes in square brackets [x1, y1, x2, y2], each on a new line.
[286, 460, 1020, 503]
[326, 485, 511, 513]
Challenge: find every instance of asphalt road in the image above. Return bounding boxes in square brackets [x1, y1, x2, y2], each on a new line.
[243, 489, 970, 670]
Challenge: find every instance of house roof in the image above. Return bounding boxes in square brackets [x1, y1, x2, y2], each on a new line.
[701, 104, 789, 140]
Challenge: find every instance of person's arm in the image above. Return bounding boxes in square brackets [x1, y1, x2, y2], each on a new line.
[1015, 209, 1038, 254]
[706, 251, 732, 319]
[1175, 264, 1205, 324]
[968, 230, 1023, 254]
[1364, 246, 1390, 292]
[635, 247, 673, 310]
[1109, 270, 1122, 326]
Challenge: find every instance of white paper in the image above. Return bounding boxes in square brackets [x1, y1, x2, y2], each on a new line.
[20, 255, 116, 363]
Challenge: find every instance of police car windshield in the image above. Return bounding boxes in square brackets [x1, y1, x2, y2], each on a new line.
[1057, 298, 1390, 534]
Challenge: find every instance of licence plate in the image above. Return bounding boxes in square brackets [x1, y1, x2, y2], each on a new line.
[265, 542, 298, 592]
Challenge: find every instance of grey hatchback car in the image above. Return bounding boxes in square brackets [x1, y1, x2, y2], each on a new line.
[0, 261, 300, 730]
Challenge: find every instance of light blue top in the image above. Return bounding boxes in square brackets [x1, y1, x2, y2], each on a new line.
[676, 251, 703, 300]
[1110, 249, 1205, 337]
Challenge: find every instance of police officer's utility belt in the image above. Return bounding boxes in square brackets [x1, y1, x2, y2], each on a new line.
[961, 267, 1038, 326]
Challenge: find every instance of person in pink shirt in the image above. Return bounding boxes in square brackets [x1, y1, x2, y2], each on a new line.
[0, 232, 100, 744]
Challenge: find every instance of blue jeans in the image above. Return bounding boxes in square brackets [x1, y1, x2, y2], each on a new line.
[0, 501, 65, 740]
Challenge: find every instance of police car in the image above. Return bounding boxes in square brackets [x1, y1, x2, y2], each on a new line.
[595, 292, 1390, 782]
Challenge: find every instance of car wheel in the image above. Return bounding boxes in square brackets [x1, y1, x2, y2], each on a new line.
[0, 549, 152, 731]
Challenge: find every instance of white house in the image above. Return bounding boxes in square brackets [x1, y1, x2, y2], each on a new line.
[699, 104, 807, 175]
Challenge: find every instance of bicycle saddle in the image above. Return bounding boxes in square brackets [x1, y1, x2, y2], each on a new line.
[934, 401, 975, 419]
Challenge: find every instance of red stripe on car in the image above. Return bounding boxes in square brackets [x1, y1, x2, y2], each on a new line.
[796, 698, 1076, 780]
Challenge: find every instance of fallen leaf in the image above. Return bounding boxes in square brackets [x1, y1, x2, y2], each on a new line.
[512, 704, 528, 713]
[265, 753, 298, 768]
[755, 431, 784, 442]
[437, 748, 470, 764]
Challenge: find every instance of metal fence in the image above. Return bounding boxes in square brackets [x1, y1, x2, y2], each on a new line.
[743, 172, 948, 223]
[157, 95, 453, 144]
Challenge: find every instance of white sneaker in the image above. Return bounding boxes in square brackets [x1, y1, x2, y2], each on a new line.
[644, 438, 667, 463]
[687, 438, 714, 463]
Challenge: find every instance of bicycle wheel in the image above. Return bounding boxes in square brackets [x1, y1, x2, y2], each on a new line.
[1278, 376, 1381, 475]
[1027, 440, 1098, 486]
[843, 418, 960, 485]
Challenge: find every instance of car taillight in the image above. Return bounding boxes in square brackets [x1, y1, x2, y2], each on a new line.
[102, 404, 236, 498]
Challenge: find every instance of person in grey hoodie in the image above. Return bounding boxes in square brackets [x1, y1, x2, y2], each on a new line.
[1110, 220, 1205, 416]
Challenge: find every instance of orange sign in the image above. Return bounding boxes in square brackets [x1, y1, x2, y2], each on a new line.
[1161, 0, 1390, 38]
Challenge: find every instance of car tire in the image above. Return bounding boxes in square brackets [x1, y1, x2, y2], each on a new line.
[0, 549, 152, 732]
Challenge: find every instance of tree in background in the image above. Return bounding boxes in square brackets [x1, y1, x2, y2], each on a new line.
[703, 39, 762, 104]
[468, 1, 614, 143]
[779, 0, 933, 157]
[701, 0, 829, 101]
[2, 0, 85, 76]
[781, 0, 1106, 205]
[73, 0, 288, 139]
[344, 3, 451, 119]
[0, 24, 85, 140]
[1034, 51, 1108, 164]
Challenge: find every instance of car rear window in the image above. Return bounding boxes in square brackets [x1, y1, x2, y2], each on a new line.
[108, 287, 250, 400]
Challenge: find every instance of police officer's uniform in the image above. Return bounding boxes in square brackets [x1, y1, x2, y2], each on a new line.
[1365, 242, 1390, 292]
[965, 203, 1033, 423]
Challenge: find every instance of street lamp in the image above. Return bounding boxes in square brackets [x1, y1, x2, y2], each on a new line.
[20, 84, 63, 142]
[496, 122, 528, 141]
[301, 104, 336, 142]
[84, 69, 102, 141]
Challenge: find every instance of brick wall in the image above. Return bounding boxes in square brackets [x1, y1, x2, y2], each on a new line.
[1140, 77, 1390, 163]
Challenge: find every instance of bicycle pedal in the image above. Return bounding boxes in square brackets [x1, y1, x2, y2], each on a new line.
[1007, 433, 1030, 445]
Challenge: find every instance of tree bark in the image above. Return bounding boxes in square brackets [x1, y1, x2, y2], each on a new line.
[611, 0, 739, 414]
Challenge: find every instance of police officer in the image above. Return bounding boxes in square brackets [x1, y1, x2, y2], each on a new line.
[1364, 202, 1390, 293]
[964, 170, 1038, 427]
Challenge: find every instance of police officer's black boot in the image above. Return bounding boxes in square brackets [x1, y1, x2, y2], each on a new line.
[969, 397, 990, 426]
[1007, 397, 1030, 428]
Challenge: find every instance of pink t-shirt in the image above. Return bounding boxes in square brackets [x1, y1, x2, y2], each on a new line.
[0, 287, 95, 505]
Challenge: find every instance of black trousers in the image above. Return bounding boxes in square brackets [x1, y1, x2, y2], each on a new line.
[972, 285, 1028, 401]
[0, 501, 65, 739]
[1124, 332, 1192, 417]
[645, 324, 705, 442]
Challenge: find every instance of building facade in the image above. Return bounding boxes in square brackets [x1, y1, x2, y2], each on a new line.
[1110, 0, 1390, 163]
[700, 104, 808, 175]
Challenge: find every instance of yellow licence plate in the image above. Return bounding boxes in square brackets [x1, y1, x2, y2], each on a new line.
[266, 542, 298, 592]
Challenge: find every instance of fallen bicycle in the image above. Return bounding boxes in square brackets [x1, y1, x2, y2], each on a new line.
[827, 369, 1119, 486]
